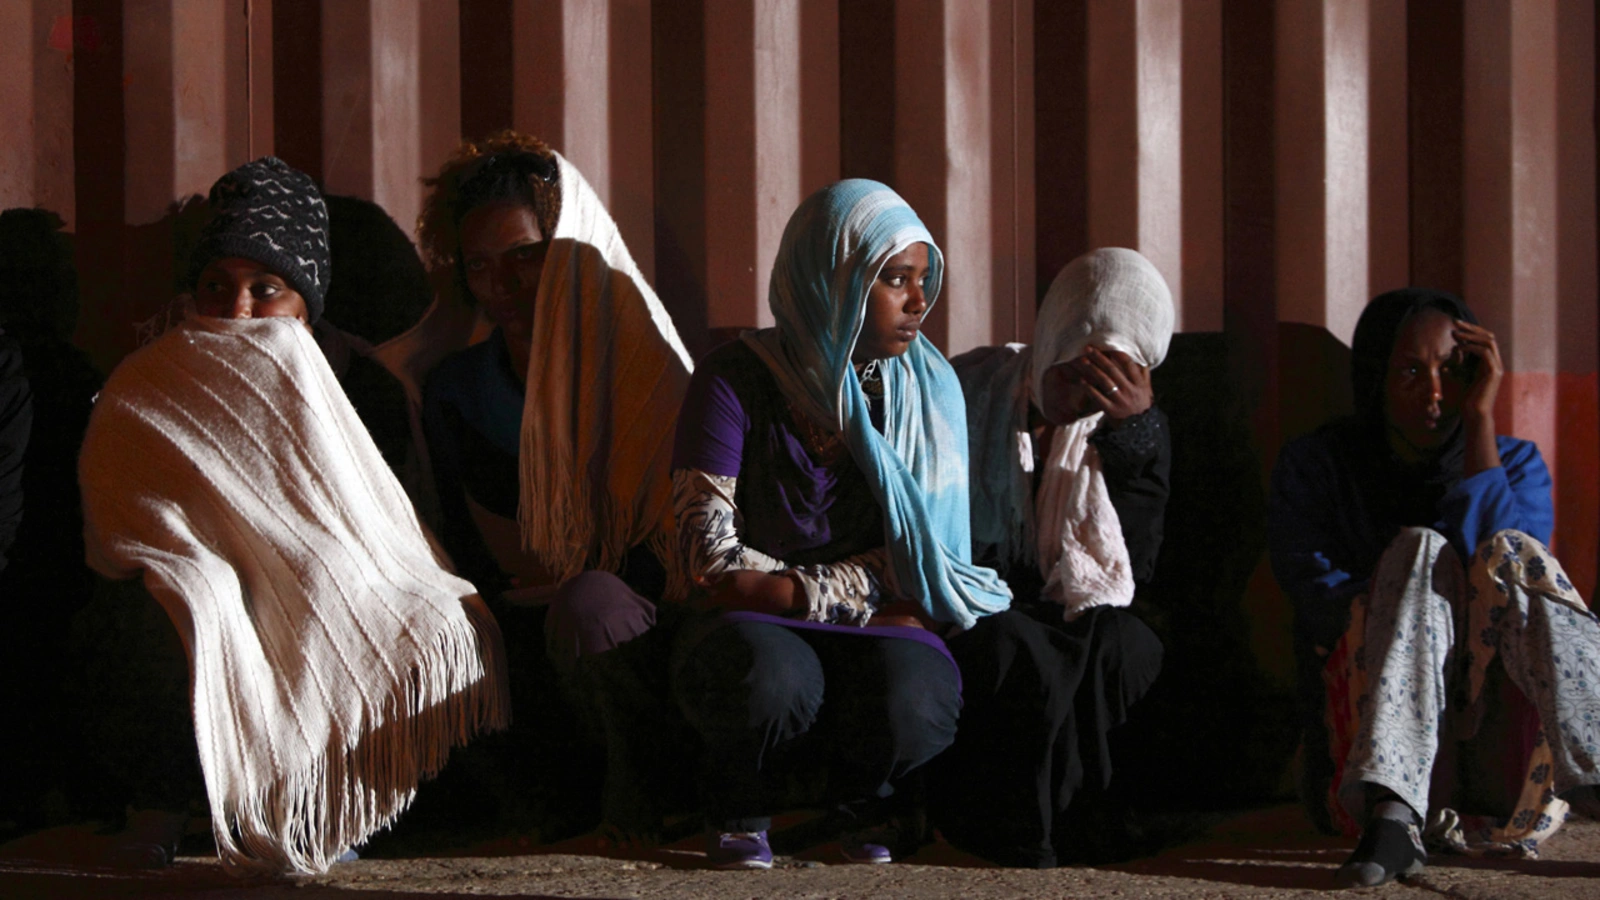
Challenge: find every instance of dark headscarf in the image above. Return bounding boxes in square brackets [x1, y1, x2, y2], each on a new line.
[1344, 287, 1478, 528]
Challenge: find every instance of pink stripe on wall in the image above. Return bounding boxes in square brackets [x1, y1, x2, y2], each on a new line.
[1555, 372, 1599, 603]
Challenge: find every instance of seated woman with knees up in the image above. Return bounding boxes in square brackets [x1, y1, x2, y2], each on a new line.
[417, 133, 694, 839]
[934, 248, 1171, 868]
[77, 157, 508, 873]
[418, 132, 693, 672]
[1269, 288, 1600, 887]
[670, 180, 1010, 868]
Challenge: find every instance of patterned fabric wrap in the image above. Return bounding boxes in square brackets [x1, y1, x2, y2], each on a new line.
[516, 151, 694, 594]
[740, 179, 1011, 629]
[957, 248, 1173, 620]
[671, 468, 889, 625]
[1322, 526, 1600, 857]
[187, 157, 331, 322]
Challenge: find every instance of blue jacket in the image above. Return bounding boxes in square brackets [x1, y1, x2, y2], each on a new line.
[1268, 421, 1552, 650]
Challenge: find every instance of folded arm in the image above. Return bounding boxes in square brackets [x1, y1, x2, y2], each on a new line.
[672, 468, 887, 625]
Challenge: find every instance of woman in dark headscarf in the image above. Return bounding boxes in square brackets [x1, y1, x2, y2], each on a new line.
[1269, 288, 1600, 887]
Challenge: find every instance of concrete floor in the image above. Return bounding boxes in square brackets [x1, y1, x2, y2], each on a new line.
[5, 805, 1600, 899]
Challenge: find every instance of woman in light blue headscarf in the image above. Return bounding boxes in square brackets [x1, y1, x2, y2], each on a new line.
[669, 180, 1010, 868]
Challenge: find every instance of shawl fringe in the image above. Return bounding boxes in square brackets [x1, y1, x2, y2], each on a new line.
[515, 152, 692, 598]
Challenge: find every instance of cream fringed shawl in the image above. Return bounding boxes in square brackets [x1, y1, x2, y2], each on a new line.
[79, 316, 509, 875]
[517, 152, 694, 590]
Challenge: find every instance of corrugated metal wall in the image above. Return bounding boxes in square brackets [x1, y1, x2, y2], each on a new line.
[1, 0, 1595, 608]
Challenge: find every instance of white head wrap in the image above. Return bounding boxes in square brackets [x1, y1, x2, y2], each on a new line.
[1031, 247, 1174, 410]
[955, 247, 1173, 621]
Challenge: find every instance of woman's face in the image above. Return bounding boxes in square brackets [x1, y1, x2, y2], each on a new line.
[460, 201, 550, 378]
[1384, 307, 1469, 457]
[193, 257, 308, 322]
[1039, 351, 1099, 425]
[853, 242, 931, 363]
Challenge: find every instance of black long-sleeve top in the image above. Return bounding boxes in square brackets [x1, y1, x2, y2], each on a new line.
[0, 334, 29, 570]
[1088, 406, 1172, 585]
[984, 406, 1172, 603]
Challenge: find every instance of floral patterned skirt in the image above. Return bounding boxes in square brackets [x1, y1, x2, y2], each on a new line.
[1321, 528, 1600, 857]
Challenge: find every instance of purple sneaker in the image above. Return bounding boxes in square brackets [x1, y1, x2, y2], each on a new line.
[707, 830, 773, 869]
[841, 840, 892, 864]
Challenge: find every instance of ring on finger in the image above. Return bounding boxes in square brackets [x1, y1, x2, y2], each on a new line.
[1108, 384, 1120, 394]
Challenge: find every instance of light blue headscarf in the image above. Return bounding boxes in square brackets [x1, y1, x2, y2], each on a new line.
[742, 179, 1012, 629]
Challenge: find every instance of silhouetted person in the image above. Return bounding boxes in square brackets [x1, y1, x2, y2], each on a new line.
[0, 332, 25, 570]
[318, 194, 432, 483]
[0, 208, 103, 833]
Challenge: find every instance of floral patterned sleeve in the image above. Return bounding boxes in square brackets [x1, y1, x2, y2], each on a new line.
[672, 468, 887, 625]
[788, 548, 890, 626]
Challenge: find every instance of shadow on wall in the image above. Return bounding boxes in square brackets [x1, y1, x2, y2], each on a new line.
[73, 197, 213, 369]
[1275, 322, 1355, 447]
[1114, 325, 1353, 810]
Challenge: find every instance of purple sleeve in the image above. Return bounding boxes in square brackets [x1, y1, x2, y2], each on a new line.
[672, 357, 749, 477]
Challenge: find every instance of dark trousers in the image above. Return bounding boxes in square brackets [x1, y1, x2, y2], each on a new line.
[672, 618, 962, 833]
[930, 606, 1162, 868]
[66, 577, 205, 818]
[540, 570, 701, 834]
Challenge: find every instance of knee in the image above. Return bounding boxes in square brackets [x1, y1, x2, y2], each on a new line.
[953, 611, 1070, 714]
[675, 623, 823, 734]
[1388, 522, 1452, 550]
[545, 571, 656, 673]
[1475, 528, 1547, 564]
[879, 646, 962, 759]
[972, 610, 1047, 665]
[951, 610, 1047, 693]
[1386, 526, 1450, 558]
[743, 636, 825, 726]
[1091, 610, 1163, 706]
[1374, 527, 1459, 590]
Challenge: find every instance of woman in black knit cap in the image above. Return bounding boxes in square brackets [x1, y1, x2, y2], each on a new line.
[69, 156, 338, 867]
[70, 156, 506, 873]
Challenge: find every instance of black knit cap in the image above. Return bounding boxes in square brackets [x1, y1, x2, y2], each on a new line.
[187, 156, 331, 323]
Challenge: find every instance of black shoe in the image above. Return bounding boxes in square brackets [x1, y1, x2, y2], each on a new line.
[1296, 735, 1339, 836]
[1334, 817, 1426, 888]
[1562, 785, 1600, 820]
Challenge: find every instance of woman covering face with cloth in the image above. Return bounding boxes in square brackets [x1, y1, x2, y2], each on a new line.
[78, 157, 508, 873]
[936, 248, 1171, 868]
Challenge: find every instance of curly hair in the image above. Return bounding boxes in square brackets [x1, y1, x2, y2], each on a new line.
[416, 131, 563, 307]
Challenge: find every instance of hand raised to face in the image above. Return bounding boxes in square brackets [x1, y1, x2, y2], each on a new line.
[1040, 345, 1153, 425]
[1450, 319, 1503, 427]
